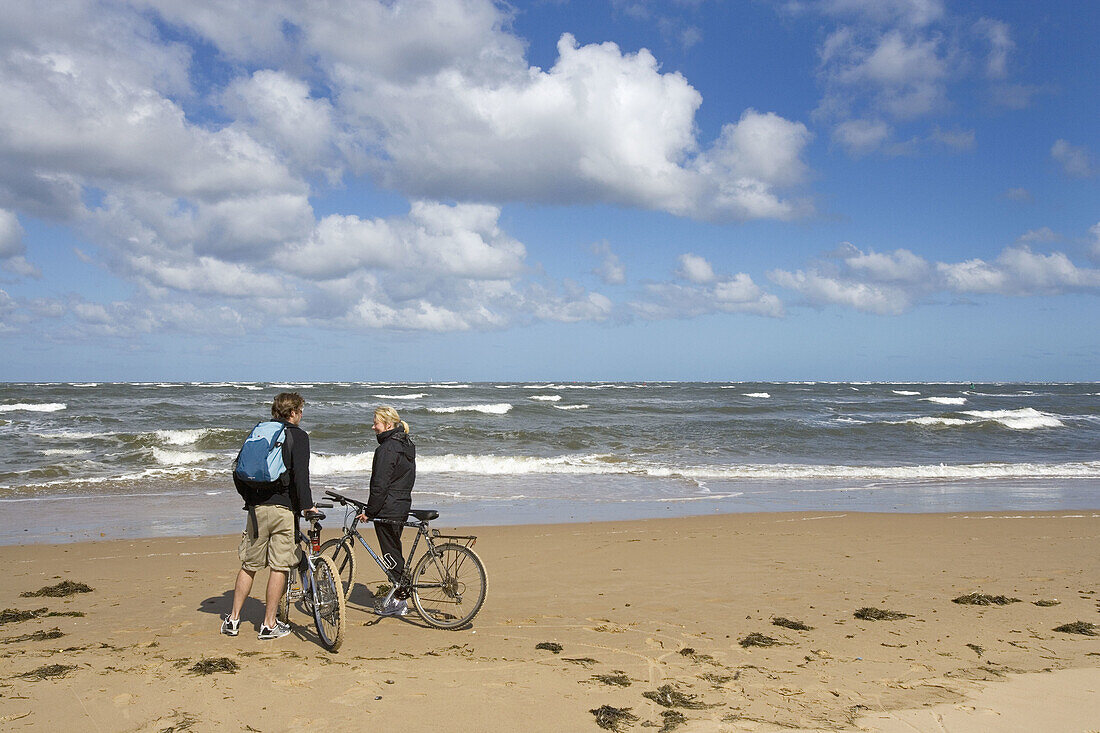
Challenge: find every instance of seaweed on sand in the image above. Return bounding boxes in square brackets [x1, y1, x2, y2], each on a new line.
[1053, 621, 1098, 636]
[591, 671, 632, 687]
[739, 632, 786, 648]
[854, 607, 912, 621]
[20, 581, 93, 598]
[535, 641, 563, 654]
[2, 628, 64, 644]
[952, 593, 1020, 606]
[642, 684, 716, 709]
[772, 617, 813, 631]
[564, 657, 599, 667]
[0, 608, 48, 624]
[657, 710, 687, 732]
[19, 663, 77, 680]
[590, 705, 639, 732]
[189, 657, 240, 675]
[1034, 599, 1061, 607]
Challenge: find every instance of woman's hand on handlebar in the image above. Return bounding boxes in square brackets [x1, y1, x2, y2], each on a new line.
[355, 512, 370, 523]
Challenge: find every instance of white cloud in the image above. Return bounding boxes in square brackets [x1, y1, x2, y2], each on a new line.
[592, 241, 626, 285]
[772, 241, 1100, 312]
[975, 18, 1012, 78]
[1051, 139, 1095, 179]
[1091, 223, 1100, 261]
[0, 208, 39, 277]
[832, 118, 891, 155]
[1004, 187, 1032, 203]
[1016, 227, 1059, 244]
[677, 253, 716, 284]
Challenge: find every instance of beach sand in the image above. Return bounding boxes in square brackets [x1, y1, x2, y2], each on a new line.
[1, 511, 1097, 732]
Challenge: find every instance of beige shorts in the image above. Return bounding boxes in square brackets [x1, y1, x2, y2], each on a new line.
[238, 505, 299, 572]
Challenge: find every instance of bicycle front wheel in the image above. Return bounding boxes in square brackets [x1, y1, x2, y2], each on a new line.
[410, 543, 487, 630]
[311, 555, 346, 651]
[319, 537, 356, 600]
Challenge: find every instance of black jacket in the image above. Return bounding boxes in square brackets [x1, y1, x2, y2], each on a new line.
[364, 426, 416, 519]
[234, 422, 312, 515]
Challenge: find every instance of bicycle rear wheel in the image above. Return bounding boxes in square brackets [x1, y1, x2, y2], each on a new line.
[319, 537, 356, 600]
[311, 555, 346, 651]
[410, 543, 487, 630]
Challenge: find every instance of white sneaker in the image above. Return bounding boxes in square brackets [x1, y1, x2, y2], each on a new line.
[258, 621, 292, 640]
[375, 598, 408, 617]
[221, 615, 240, 636]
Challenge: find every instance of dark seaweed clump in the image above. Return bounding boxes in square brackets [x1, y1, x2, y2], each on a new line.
[535, 641, 563, 654]
[20, 664, 77, 680]
[739, 632, 784, 648]
[20, 581, 93, 598]
[592, 671, 632, 687]
[772, 617, 813, 631]
[1053, 621, 1097, 636]
[590, 705, 639, 732]
[952, 593, 1020, 606]
[657, 710, 688, 732]
[642, 684, 715, 709]
[855, 607, 912, 621]
[1034, 599, 1061, 607]
[189, 657, 240, 675]
[1, 608, 47, 624]
[3, 628, 64, 644]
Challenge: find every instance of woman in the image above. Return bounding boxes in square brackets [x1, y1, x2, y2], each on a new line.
[356, 405, 416, 616]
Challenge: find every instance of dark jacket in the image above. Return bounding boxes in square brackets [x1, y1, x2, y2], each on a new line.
[364, 425, 416, 519]
[234, 422, 312, 515]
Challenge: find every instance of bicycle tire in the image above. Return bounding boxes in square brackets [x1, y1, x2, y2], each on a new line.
[410, 543, 487, 630]
[319, 537, 356, 601]
[311, 554, 346, 651]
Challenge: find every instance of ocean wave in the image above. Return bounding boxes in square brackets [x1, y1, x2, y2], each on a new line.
[190, 382, 263, 390]
[153, 428, 211, 446]
[892, 390, 921, 396]
[528, 395, 562, 402]
[0, 402, 67, 413]
[744, 392, 771, 399]
[905, 417, 971, 427]
[409, 454, 1100, 481]
[32, 430, 105, 440]
[311, 451, 374, 475]
[430, 384, 471, 389]
[39, 448, 92, 456]
[922, 397, 967, 405]
[69, 383, 99, 388]
[553, 404, 590, 410]
[961, 408, 1064, 430]
[373, 393, 427, 400]
[151, 447, 222, 466]
[428, 403, 512, 415]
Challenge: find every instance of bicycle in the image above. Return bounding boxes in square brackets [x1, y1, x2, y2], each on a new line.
[276, 502, 347, 651]
[319, 489, 487, 630]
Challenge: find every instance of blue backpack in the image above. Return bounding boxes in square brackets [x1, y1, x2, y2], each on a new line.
[233, 421, 292, 488]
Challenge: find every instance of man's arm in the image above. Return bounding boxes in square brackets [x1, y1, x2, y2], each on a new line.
[290, 428, 313, 514]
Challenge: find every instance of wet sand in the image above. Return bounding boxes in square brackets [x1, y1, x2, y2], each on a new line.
[1, 511, 1098, 731]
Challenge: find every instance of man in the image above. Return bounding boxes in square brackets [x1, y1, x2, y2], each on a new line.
[222, 392, 316, 640]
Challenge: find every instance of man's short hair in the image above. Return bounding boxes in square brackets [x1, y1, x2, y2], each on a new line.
[272, 392, 305, 421]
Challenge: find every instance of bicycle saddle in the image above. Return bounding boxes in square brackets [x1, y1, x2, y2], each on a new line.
[409, 509, 439, 521]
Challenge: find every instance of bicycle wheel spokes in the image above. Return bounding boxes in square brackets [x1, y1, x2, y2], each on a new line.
[319, 537, 356, 600]
[311, 555, 346, 651]
[410, 543, 487, 630]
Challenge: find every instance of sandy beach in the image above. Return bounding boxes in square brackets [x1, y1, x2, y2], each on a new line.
[1, 511, 1098, 732]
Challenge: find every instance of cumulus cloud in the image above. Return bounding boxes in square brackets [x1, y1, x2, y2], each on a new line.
[592, 241, 626, 285]
[805, 2, 1022, 155]
[630, 255, 784, 319]
[770, 239, 1100, 312]
[0, 209, 40, 277]
[1051, 139, 1095, 179]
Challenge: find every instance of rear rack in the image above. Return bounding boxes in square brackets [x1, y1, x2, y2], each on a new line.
[431, 529, 477, 548]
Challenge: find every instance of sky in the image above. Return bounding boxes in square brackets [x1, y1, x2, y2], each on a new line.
[0, 0, 1097, 382]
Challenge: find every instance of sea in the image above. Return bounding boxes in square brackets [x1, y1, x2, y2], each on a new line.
[1, 381, 1097, 544]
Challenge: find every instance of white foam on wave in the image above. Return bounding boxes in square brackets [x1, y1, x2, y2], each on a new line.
[69, 383, 99, 388]
[430, 384, 471, 389]
[33, 430, 104, 440]
[40, 448, 92, 457]
[373, 393, 427, 400]
[893, 390, 921, 396]
[311, 451, 374, 475]
[744, 392, 771, 399]
[905, 417, 971, 427]
[961, 408, 1064, 430]
[0, 402, 67, 413]
[191, 382, 263, 390]
[528, 395, 562, 402]
[553, 404, 589, 410]
[428, 403, 512, 415]
[153, 429, 209, 445]
[151, 447, 221, 466]
[923, 397, 967, 405]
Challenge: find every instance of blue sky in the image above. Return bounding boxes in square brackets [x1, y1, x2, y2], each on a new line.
[0, 0, 1097, 381]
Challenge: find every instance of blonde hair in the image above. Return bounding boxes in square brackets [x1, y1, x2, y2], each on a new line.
[374, 405, 409, 435]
